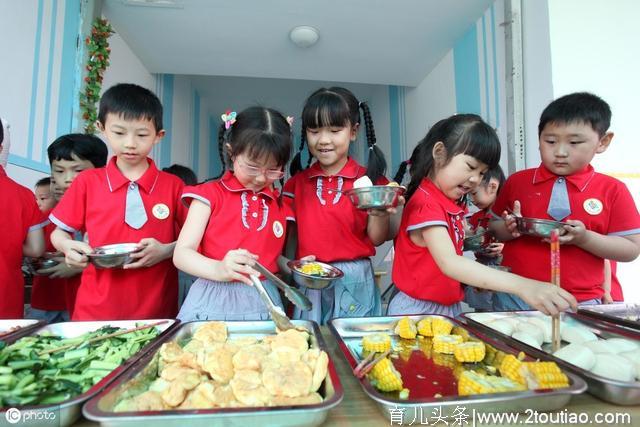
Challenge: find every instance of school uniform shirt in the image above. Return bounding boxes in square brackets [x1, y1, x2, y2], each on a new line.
[282, 158, 388, 262]
[182, 171, 293, 274]
[50, 158, 186, 320]
[0, 166, 48, 318]
[492, 164, 640, 302]
[392, 179, 467, 305]
[30, 209, 67, 312]
[468, 208, 492, 230]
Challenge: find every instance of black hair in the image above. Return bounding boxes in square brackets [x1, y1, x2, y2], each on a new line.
[0, 117, 3, 145]
[47, 133, 108, 167]
[393, 160, 410, 184]
[215, 106, 292, 179]
[289, 87, 387, 182]
[405, 114, 501, 200]
[480, 164, 506, 189]
[162, 164, 198, 186]
[538, 92, 611, 138]
[35, 177, 51, 188]
[98, 83, 163, 132]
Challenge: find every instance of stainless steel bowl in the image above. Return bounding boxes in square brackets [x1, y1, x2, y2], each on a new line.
[88, 243, 139, 269]
[344, 185, 405, 210]
[288, 260, 344, 290]
[515, 217, 569, 238]
[29, 251, 62, 273]
[463, 230, 492, 251]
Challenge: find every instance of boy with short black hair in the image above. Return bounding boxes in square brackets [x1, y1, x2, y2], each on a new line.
[492, 92, 640, 307]
[51, 84, 186, 320]
[34, 177, 55, 212]
[0, 117, 47, 318]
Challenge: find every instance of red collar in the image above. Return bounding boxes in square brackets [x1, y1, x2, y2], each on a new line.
[418, 179, 466, 216]
[533, 164, 595, 192]
[105, 157, 160, 193]
[307, 157, 364, 179]
[219, 171, 277, 200]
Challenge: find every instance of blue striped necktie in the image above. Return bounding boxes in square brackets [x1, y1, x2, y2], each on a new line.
[125, 182, 148, 229]
[547, 177, 571, 221]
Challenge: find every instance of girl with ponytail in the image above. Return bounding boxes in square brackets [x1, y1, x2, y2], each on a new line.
[283, 87, 398, 324]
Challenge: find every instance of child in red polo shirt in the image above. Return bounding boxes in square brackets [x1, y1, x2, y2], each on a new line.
[284, 87, 396, 324]
[0, 117, 47, 318]
[493, 93, 640, 309]
[174, 107, 294, 321]
[34, 177, 55, 212]
[50, 84, 186, 320]
[28, 134, 108, 322]
[389, 114, 576, 318]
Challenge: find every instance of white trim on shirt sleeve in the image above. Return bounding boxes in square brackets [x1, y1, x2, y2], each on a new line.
[181, 193, 211, 207]
[406, 220, 448, 232]
[28, 219, 50, 232]
[609, 228, 640, 237]
[48, 214, 77, 233]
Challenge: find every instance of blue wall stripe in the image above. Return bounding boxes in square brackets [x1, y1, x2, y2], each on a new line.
[41, 0, 58, 164]
[192, 90, 200, 176]
[27, 0, 44, 160]
[491, 4, 500, 128]
[8, 154, 51, 174]
[57, 0, 81, 136]
[209, 116, 222, 178]
[388, 86, 401, 174]
[482, 14, 491, 124]
[160, 74, 174, 168]
[453, 25, 481, 115]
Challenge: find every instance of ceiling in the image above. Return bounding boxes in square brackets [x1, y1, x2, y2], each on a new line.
[103, 0, 494, 87]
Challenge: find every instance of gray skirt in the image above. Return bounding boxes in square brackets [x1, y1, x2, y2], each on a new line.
[177, 277, 284, 322]
[293, 259, 382, 325]
[387, 290, 462, 318]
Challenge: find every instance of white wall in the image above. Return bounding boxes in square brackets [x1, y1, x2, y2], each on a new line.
[546, 0, 640, 301]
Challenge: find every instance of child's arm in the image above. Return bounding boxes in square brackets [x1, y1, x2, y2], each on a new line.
[51, 227, 93, 268]
[23, 227, 45, 258]
[173, 199, 259, 285]
[489, 200, 522, 242]
[417, 225, 577, 315]
[124, 239, 175, 269]
[558, 222, 640, 262]
[602, 259, 613, 304]
[367, 211, 391, 246]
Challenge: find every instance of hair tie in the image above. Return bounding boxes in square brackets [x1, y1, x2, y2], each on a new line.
[221, 110, 237, 129]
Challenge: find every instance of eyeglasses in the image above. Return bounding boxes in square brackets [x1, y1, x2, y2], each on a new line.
[236, 159, 284, 180]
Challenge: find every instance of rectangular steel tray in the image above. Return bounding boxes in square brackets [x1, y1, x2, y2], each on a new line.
[328, 315, 585, 424]
[83, 320, 344, 427]
[578, 303, 640, 331]
[0, 319, 178, 427]
[0, 319, 43, 342]
[463, 310, 640, 405]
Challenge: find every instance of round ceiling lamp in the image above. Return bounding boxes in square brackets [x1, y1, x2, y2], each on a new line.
[289, 26, 319, 48]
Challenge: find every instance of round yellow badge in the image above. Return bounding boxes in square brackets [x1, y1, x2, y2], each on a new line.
[583, 198, 603, 215]
[273, 220, 284, 238]
[152, 203, 170, 220]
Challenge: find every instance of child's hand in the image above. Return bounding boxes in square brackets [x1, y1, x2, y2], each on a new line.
[124, 238, 171, 269]
[502, 200, 522, 238]
[367, 194, 405, 217]
[37, 256, 84, 278]
[479, 242, 504, 257]
[556, 220, 587, 246]
[517, 279, 577, 315]
[218, 248, 259, 285]
[60, 240, 92, 268]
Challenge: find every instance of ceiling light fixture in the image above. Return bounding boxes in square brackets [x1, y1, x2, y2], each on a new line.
[289, 26, 319, 48]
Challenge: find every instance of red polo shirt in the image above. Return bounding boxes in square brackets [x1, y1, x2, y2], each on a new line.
[468, 208, 492, 230]
[182, 171, 293, 274]
[392, 179, 467, 305]
[492, 164, 640, 301]
[30, 209, 67, 311]
[0, 166, 48, 318]
[50, 157, 186, 320]
[283, 158, 387, 262]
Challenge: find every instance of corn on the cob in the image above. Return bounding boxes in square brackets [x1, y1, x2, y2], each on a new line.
[452, 326, 471, 342]
[433, 334, 463, 354]
[521, 362, 569, 389]
[453, 342, 486, 363]
[417, 317, 433, 336]
[499, 354, 525, 385]
[362, 333, 392, 353]
[432, 352, 457, 369]
[458, 371, 526, 396]
[394, 317, 417, 339]
[432, 318, 454, 336]
[369, 357, 403, 392]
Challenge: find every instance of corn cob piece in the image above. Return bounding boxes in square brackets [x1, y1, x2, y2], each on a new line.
[458, 371, 526, 396]
[369, 357, 403, 392]
[432, 318, 454, 336]
[394, 317, 417, 339]
[433, 334, 463, 354]
[499, 354, 525, 385]
[417, 317, 433, 336]
[433, 352, 457, 369]
[452, 326, 471, 342]
[521, 361, 569, 389]
[362, 333, 392, 353]
[453, 342, 486, 363]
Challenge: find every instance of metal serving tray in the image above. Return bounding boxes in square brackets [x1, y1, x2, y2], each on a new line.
[83, 320, 343, 427]
[329, 315, 585, 424]
[463, 310, 640, 405]
[578, 303, 640, 331]
[0, 319, 178, 427]
[0, 319, 43, 342]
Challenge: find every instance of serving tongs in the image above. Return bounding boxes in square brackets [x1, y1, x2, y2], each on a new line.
[250, 274, 301, 332]
[253, 261, 312, 311]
